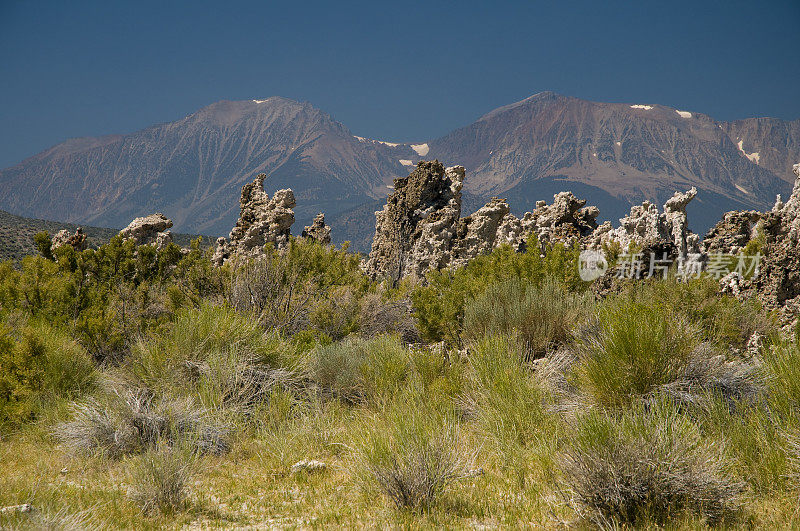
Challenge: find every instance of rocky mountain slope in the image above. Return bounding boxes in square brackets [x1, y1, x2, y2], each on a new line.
[0, 98, 418, 236]
[1, 93, 797, 250]
[421, 92, 797, 232]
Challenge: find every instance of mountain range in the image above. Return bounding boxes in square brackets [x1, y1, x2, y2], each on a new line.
[1, 92, 798, 251]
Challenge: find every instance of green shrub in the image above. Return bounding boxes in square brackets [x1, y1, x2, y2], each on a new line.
[411, 237, 588, 345]
[350, 400, 474, 510]
[126, 305, 292, 390]
[466, 336, 551, 448]
[125, 304, 300, 413]
[762, 339, 800, 420]
[33, 231, 53, 260]
[309, 285, 360, 340]
[561, 397, 743, 526]
[465, 336, 558, 489]
[0, 322, 96, 429]
[463, 277, 592, 359]
[626, 277, 776, 349]
[310, 335, 410, 404]
[571, 298, 699, 408]
[702, 398, 790, 494]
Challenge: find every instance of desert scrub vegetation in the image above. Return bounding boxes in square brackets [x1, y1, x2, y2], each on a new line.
[2, 230, 800, 528]
[561, 397, 744, 527]
[127, 443, 199, 515]
[0, 320, 96, 430]
[350, 396, 475, 511]
[410, 236, 588, 345]
[463, 277, 593, 359]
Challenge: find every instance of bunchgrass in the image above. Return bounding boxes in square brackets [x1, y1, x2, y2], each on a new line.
[309, 335, 410, 404]
[571, 298, 699, 408]
[127, 442, 198, 515]
[350, 397, 475, 511]
[463, 277, 592, 359]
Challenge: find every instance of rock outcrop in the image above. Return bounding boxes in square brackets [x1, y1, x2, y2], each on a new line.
[519, 192, 599, 248]
[212, 174, 297, 265]
[119, 213, 173, 250]
[51, 227, 87, 253]
[363, 161, 465, 281]
[363, 161, 602, 282]
[597, 188, 700, 256]
[751, 163, 800, 311]
[703, 211, 762, 255]
[301, 213, 332, 244]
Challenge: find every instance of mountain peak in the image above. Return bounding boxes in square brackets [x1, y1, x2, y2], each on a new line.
[478, 91, 569, 122]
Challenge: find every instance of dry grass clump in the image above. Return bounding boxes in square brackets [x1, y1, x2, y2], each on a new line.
[659, 342, 763, 409]
[25, 506, 98, 530]
[561, 397, 744, 527]
[463, 277, 592, 359]
[351, 402, 475, 511]
[127, 443, 198, 515]
[55, 388, 229, 458]
[227, 255, 315, 334]
[357, 292, 420, 343]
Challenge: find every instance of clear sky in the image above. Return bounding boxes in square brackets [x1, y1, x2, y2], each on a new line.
[1, 0, 798, 168]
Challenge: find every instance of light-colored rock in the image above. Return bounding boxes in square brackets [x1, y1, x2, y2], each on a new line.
[364, 161, 602, 282]
[703, 210, 761, 255]
[720, 271, 744, 298]
[0, 504, 34, 514]
[290, 460, 327, 474]
[51, 227, 87, 253]
[784, 162, 800, 243]
[600, 188, 699, 255]
[213, 174, 296, 265]
[663, 187, 697, 255]
[119, 213, 173, 250]
[751, 162, 800, 313]
[449, 197, 511, 268]
[363, 161, 464, 282]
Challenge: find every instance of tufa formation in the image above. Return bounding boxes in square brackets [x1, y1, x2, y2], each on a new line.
[119, 213, 174, 251]
[212, 173, 332, 265]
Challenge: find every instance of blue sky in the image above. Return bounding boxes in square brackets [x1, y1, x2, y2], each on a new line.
[1, 0, 798, 168]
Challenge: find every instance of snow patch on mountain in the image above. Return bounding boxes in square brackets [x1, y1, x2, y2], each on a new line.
[676, 110, 692, 118]
[411, 143, 429, 156]
[630, 105, 653, 110]
[737, 140, 761, 164]
[353, 136, 399, 147]
[399, 159, 414, 166]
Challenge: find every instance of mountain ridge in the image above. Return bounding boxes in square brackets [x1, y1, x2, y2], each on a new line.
[1, 93, 797, 250]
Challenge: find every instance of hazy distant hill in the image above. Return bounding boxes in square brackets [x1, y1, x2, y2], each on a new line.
[1, 93, 797, 251]
[0, 210, 209, 262]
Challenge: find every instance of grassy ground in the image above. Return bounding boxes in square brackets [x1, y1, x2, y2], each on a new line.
[2, 416, 799, 529]
[2, 238, 799, 529]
